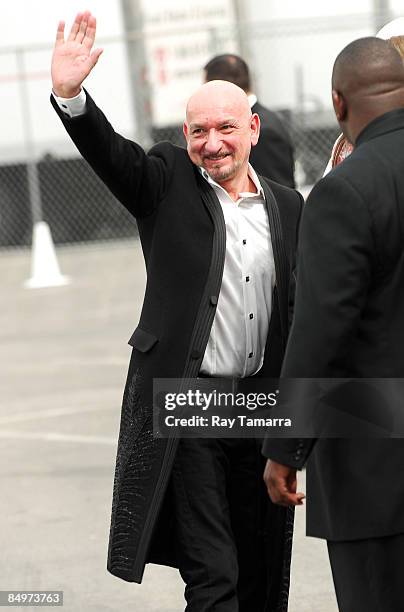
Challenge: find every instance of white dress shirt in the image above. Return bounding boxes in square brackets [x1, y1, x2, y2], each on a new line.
[53, 90, 276, 377]
[198, 167, 275, 377]
[54, 89, 87, 117]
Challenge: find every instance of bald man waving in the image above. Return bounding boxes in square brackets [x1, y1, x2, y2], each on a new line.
[51, 12, 303, 611]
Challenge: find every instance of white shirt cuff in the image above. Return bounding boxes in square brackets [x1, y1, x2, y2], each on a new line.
[52, 89, 87, 118]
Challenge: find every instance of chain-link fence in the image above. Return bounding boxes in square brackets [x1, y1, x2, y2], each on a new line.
[0, 12, 392, 248]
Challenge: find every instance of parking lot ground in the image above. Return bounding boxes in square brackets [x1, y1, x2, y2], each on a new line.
[0, 240, 337, 611]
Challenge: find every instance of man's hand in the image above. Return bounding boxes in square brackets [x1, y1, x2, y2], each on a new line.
[51, 11, 103, 98]
[263, 459, 305, 506]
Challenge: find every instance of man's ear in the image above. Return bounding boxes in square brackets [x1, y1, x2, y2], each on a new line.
[183, 121, 189, 142]
[250, 113, 260, 147]
[332, 89, 347, 122]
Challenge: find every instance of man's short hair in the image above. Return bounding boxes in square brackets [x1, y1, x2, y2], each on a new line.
[204, 54, 251, 92]
[332, 36, 403, 91]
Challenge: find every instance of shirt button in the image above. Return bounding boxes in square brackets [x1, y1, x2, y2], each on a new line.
[249, 313, 254, 320]
[243, 239, 247, 245]
[191, 349, 201, 360]
[246, 276, 250, 282]
[210, 295, 218, 306]
[248, 352, 253, 358]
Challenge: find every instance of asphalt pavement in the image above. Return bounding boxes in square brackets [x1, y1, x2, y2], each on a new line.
[0, 239, 337, 612]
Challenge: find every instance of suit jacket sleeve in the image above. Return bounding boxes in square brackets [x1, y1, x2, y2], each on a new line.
[50, 90, 174, 218]
[263, 173, 375, 467]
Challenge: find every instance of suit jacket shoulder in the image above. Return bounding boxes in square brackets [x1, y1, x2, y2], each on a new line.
[253, 102, 292, 142]
[251, 101, 295, 188]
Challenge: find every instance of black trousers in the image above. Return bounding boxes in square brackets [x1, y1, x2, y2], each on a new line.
[327, 532, 404, 612]
[171, 437, 269, 612]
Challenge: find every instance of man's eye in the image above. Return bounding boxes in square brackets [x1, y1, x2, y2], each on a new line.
[192, 128, 203, 135]
[221, 125, 233, 131]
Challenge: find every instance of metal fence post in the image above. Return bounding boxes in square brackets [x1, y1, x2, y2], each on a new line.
[373, 0, 391, 34]
[16, 47, 43, 227]
[16, 48, 69, 287]
[120, 0, 152, 148]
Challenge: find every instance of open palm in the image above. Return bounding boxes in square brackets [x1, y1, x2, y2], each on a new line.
[51, 11, 103, 98]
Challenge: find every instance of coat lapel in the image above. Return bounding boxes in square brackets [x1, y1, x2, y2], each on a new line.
[260, 177, 289, 349]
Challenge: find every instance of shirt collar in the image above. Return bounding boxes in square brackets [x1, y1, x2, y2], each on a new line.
[355, 108, 404, 148]
[199, 164, 265, 200]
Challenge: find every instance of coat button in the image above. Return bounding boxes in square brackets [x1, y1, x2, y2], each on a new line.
[210, 295, 218, 306]
[191, 349, 201, 360]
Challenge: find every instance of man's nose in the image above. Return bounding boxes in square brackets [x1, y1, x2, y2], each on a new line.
[204, 129, 221, 153]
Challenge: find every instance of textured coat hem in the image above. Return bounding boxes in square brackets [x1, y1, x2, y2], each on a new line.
[107, 564, 143, 584]
[107, 559, 179, 584]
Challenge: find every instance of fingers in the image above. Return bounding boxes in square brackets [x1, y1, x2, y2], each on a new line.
[67, 11, 93, 45]
[270, 488, 305, 507]
[266, 476, 305, 506]
[76, 11, 91, 44]
[263, 460, 305, 506]
[89, 48, 104, 69]
[82, 15, 97, 51]
[55, 20, 65, 46]
[67, 12, 83, 42]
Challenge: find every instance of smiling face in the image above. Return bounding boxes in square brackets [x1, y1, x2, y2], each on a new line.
[183, 80, 260, 185]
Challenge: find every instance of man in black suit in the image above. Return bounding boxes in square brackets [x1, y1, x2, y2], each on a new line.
[263, 37, 404, 611]
[51, 11, 302, 612]
[204, 54, 295, 188]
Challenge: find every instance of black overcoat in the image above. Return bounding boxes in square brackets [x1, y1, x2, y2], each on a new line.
[51, 92, 303, 609]
[263, 109, 404, 542]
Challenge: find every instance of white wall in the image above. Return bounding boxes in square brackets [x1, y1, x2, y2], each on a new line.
[0, 0, 403, 161]
[141, 0, 237, 126]
[0, 1, 122, 46]
[246, 0, 371, 20]
[243, 0, 404, 113]
[0, 1, 133, 161]
[243, 0, 381, 112]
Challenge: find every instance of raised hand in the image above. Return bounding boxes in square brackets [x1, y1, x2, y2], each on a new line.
[51, 11, 103, 98]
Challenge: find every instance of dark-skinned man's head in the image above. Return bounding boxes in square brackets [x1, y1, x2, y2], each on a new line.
[332, 37, 404, 145]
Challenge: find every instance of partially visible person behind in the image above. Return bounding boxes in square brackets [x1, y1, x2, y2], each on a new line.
[204, 53, 295, 188]
[263, 37, 404, 612]
[324, 17, 404, 174]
